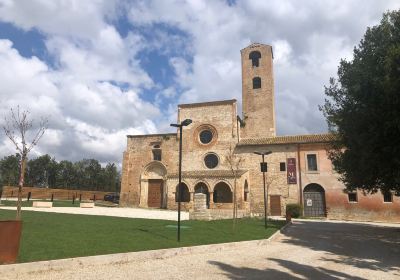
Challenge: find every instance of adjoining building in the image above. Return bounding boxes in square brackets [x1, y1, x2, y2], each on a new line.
[120, 43, 400, 222]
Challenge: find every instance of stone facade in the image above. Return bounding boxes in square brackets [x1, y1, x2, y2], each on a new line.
[120, 43, 400, 222]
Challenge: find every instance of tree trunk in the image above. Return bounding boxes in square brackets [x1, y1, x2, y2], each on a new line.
[233, 177, 237, 230]
[16, 157, 26, 220]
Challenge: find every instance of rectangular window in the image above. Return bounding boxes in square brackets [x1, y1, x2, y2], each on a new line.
[348, 193, 357, 202]
[152, 149, 162, 161]
[280, 162, 286, 171]
[307, 154, 318, 171]
[383, 192, 393, 203]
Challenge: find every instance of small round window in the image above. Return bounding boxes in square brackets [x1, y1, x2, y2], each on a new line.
[204, 153, 219, 169]
[199, 130, 213, 144]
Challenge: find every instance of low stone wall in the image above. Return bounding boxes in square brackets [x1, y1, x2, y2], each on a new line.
[190, 193, 250, 220]
[1, 186, 110, 201]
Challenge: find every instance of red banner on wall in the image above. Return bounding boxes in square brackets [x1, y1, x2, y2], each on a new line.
[287, 158, 297, 184]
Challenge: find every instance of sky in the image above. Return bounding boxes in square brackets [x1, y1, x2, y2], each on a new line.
[0, 0, 398, 166]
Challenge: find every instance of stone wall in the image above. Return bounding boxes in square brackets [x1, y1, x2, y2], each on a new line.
[120, 133, 179, 207]
[235, 145, 300, 216]
[241, 43, 275, 138]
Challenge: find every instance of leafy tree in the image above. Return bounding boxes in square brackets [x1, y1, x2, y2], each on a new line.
[321, 10, 400, 193]
[0, 154, 20, 186]
[0, 151, 121, 192]
[26, 154, 58, 187]
[56, 160, 76, 188]
[103, 163, 119, 192]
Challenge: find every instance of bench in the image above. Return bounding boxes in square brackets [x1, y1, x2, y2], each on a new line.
[32, 201, 53, 208]
[80, 202, 95, 208]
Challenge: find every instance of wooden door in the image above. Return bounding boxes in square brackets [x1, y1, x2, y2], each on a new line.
[148, 179, 163, 208]
[270, 195, 281, 216]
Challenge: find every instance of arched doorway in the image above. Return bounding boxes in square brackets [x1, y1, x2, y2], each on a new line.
[175, 183, 190, 202]
[141, 162, 167, 208]
[213, 182, 233, 203]
[303, 183, 326, 217]
[194, 182, 210, 208]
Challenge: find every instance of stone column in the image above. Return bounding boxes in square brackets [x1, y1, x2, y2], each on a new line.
[209, 192, 214, 209]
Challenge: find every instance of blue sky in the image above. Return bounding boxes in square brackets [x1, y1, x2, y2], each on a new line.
[0, 0, 398, 165]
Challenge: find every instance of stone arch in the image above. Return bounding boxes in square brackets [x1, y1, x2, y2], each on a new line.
[141, 161, 167, 180]
[249, 50, 261, 67]
[194, 181, 210, 209]
[303, 183, 326, 217]
[140, 161, 167, 208]
[193, 180, 211, 192]
[213, 181, 233, 203]
[175, 182, 190, 202]
[214, 180, 233, 191]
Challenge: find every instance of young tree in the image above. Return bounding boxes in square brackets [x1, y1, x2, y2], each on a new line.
[2, 107, 47, 220]
[226, 145, 243, 229]
[321, 10, 400, 194]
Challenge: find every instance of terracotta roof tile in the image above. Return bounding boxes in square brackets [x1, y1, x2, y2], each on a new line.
[237, 133, 335, 146]
[168, 170, 247, 179]
[178, 99, 236, 108]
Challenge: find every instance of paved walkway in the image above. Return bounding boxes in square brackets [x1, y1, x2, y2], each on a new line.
[0, 206, 189, 221]
[1, 220, 399, 279]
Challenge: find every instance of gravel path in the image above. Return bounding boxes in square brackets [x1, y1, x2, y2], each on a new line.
[1, 220, 399, 279]
[0, 206, 189, 221]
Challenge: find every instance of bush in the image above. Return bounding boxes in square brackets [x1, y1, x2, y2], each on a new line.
[286, 203, 302, 218]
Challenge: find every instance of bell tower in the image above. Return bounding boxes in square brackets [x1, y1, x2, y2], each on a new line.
[241, 43, 276, 139]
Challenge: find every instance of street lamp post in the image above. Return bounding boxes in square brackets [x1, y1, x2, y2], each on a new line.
[170, 119, 192, 242]
[254, 151, 272, 229]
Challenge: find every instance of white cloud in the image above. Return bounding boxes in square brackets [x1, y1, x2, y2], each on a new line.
[127, 0, 400, 135]
[0, 0, 114, 39]
[0, 37, 159, 163]
[0, 0, 399, 166]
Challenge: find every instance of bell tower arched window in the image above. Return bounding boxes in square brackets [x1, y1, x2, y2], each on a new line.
[249, 51, 261, 67]
[253, 77, 261, 89]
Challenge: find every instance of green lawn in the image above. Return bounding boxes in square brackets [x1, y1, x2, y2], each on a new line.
[0, 209, 285, 263]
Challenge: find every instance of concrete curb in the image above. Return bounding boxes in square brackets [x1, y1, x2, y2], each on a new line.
[0, 222, 292, 275]
[267, 220, 292, 242]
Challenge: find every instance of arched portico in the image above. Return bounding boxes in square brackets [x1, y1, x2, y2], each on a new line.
[175, 183, 190, 202]
[194, 181, 210, 208]
[213, 181, 233, 203]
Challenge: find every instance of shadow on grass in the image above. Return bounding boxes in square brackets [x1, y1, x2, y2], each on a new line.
[209, 258, 367, 280]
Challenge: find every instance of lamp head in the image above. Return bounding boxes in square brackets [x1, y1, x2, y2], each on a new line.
[181, 119, 192, 126]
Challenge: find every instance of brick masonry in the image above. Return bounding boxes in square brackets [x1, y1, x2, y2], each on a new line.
[120, 43, 400, 223]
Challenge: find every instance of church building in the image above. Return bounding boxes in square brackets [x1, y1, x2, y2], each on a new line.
[120, 43, 400, 222]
